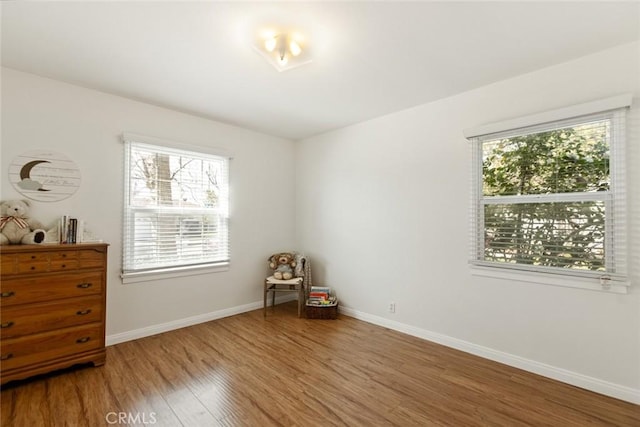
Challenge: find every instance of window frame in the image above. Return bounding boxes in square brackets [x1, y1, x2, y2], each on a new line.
[465, 96, 631, 293]
[121, 133, 231, 284]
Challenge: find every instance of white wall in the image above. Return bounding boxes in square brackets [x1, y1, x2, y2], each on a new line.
[1, 67, 296, 339]
[296, 42, 640, 401]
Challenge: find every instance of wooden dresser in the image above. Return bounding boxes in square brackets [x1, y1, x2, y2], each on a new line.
[0, 243, 108, 385]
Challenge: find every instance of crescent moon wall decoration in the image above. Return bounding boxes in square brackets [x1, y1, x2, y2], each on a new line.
[18, 160, 52, 191]
[9, 150, 81, 202]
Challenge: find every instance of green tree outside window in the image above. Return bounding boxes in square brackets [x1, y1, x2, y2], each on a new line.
[481, 121, 609, 271]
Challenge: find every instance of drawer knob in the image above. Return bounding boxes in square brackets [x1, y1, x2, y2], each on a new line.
[77, 283, 92, 289]
[0, 291, 15, 298]
[76, 337, 91, 344]
[0, 353, 13, 361]
[61, 264, 66, 268]
[76, 309, 92, 316]
[0, 321, 14, 329]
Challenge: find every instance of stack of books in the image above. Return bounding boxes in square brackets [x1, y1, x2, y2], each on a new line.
[307, 286, 337, 306]
[59, 215, 86, 244]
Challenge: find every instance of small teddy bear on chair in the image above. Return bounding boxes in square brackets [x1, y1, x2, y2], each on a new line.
[268, 252, 297, 280]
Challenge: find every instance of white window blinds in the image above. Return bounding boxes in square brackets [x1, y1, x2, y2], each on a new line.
[122, 137, 230, 278]
[468, 99, 629, 290]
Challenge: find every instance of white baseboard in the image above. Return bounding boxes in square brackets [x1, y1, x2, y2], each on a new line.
[338, 305, 640, 405]
[106, 294, 297, 346]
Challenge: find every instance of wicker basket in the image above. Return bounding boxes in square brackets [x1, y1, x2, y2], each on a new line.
[305, 302, 339, 319]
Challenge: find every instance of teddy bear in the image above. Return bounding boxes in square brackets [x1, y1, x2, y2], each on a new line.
[0, 200, 47, 245]
[268, 252, 297, 280]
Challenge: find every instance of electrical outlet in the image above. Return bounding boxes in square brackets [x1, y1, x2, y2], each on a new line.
[389, 302, 396, 313]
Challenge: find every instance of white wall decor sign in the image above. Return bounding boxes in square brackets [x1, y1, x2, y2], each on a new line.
[9, 150, 81, 202]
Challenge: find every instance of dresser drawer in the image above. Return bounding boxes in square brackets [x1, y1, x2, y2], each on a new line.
[1, 295, 103, 339]
[79, 249, 106, 269]
[0, 271, 103, 306]
[15, 251, 80, 274]
[50, 251, 78, 262]
[1, 255, 17, 275]
[49, 250, 80, 272]
[16, 252, 51, 274]
[16, 261, 51, 274]
[49, 259, 80, 271]
[0, 323, 103, 371]
[17, 252, 50, 264]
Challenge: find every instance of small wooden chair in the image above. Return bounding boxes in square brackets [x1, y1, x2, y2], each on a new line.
[263, 275, 305, 317]
[263, 254, 306, 317]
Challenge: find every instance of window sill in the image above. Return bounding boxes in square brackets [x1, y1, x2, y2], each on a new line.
[470, 265, 629, 294]
[121, 263, 229, 284]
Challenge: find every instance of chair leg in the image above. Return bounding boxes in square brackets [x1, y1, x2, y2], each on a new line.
[263, 282, 267, 317]
[298, 285, 303, 317]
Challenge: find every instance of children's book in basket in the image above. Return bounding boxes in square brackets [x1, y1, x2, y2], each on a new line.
[306, 286, 338, 319]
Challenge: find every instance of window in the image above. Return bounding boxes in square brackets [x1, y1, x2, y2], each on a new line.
[122, 135, 230, 282]
[466, 96, 630, 293]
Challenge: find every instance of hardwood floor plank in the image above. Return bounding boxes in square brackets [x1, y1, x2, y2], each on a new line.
[101, 343, 182, 426]
[2, 301, 638, 426]
[44, 371, 87, 427]
[3, 382, 51, 426]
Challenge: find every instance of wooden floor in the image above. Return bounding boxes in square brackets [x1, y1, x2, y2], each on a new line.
[1, 301, 638, 426]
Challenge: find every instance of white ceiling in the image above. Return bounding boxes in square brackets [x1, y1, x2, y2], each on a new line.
[2, 1, 639, 140]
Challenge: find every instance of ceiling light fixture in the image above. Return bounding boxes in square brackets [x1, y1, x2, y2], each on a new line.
[254, 29, 312, 72]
